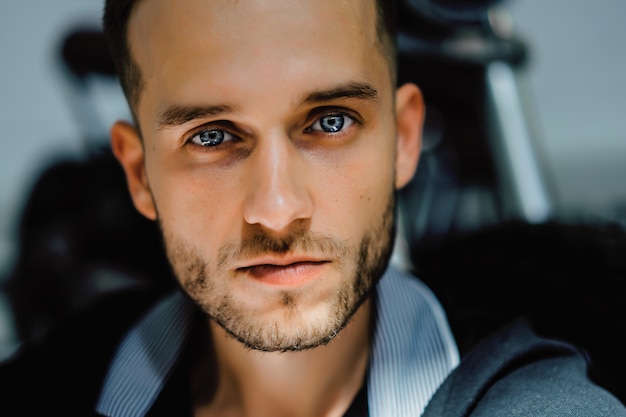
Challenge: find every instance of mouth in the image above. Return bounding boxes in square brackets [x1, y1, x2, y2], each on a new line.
[237, 259, 330, 287]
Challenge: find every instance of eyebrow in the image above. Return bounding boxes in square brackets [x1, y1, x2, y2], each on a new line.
[303, 82, 379, 104]
[157, 104, 233, 130]
[156, 82, 379, 130]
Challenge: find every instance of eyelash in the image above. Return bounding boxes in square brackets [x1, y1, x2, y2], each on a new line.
[304, 111, 359, 135]
[187, 127, 239, 148]
[185, 110, 360, 149]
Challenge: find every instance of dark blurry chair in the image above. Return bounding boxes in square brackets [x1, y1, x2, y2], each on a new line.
[395, 0, 626, 405]
[396, 0, 556, 250]
[411, 219, 626, 404]
[2, 26, 174, 344]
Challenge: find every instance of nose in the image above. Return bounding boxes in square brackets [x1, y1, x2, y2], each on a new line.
[242, 132, 313, 233]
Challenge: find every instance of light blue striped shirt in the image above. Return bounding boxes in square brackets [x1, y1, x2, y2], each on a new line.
[96, 266, 459, 416]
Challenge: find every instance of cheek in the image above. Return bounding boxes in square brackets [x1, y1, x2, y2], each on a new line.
[313, 141, 395, 235]
[145, 154, 242, 243]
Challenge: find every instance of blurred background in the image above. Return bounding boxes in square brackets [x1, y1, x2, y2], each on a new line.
[0, 0, 625, 388]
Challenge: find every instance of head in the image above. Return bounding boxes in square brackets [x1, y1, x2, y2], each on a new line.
[104, 0, 424, 352]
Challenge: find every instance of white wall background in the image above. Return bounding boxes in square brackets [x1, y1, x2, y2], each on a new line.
[508, 0, 626, 217]
[0, 0, 625, 354]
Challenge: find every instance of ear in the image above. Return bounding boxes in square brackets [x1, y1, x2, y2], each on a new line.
[110, 121, 157, 220]
[394, 83, 424, 189]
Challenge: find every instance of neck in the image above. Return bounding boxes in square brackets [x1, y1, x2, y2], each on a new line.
[192, 298, 373, 417]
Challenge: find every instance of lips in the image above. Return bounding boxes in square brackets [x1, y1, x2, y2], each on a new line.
[237, 259, 330, 286]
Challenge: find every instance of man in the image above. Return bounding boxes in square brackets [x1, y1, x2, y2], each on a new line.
[0, 0, 625, 416]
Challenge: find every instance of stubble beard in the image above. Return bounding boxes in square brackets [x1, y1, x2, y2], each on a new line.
[160, 193, 396, 352]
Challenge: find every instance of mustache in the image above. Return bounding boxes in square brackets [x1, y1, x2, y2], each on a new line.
[217, 231, 349, 268]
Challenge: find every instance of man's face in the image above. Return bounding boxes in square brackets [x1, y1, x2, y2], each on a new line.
[115, 0, 422, 351]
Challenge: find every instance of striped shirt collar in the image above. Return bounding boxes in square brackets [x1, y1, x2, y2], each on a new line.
[96, 266, 459, 416]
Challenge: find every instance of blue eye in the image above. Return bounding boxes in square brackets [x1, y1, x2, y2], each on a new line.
[189, 129, 235, 147]
[310, 114, 355, 133]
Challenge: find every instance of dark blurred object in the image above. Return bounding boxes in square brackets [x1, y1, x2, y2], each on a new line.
[1, 26, 174, 344]
[396, 0, 555, 253]
[412, 219, 626, 404]
[59, 26, 127, 154]
[396, 2, 626, 401]
[61, 27, 116, 78]
[3, 152, 174, 344]
[402, 0, 503, 26]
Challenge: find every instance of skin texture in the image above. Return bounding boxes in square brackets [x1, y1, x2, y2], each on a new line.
[111, 0, 424, 414]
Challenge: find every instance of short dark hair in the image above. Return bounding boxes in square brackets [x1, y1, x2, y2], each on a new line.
[375, 0, 398, 81]
[102, 0, 397, 118]
[102, 0, 143, 119]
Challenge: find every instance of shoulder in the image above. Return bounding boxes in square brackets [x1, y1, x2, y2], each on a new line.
[423, 318, 626, 416]
[0, 286, 168, 414]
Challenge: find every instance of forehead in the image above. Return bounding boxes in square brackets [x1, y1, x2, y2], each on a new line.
[129, 0, 377, 57]
[128, 0, 387, 118]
